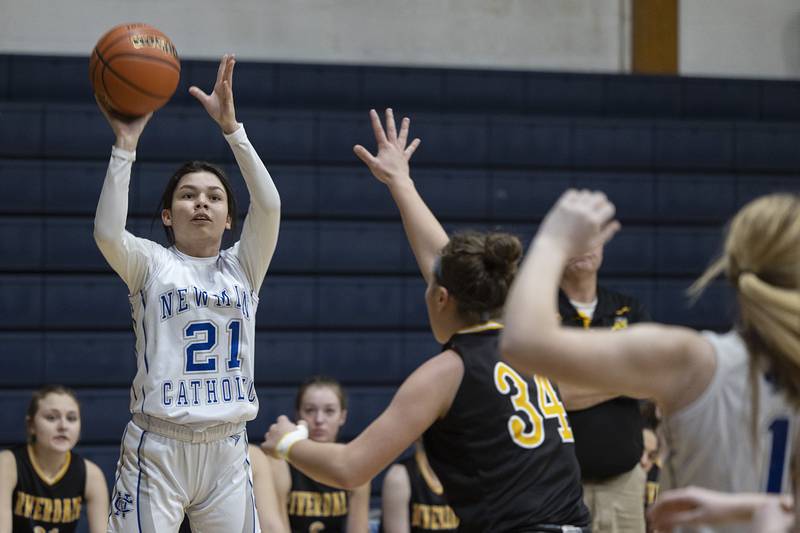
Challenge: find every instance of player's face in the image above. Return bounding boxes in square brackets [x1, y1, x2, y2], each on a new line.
[163, 171, 231, 251]
[640, 428, 658, 472]
[564, 245, 604, 276]
[29, 393, 81, 453]
[298, 386, 346, 443]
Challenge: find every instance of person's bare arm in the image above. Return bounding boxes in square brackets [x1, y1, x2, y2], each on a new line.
[266, 455, 292, 532]
[648, 487, 789, 530]
[262, 351, 463, 489]
[84, 460, 110, 533]
[556, 381, 619, 411]
[0, 451, 16, 533]
[501, 190, 716, 415]
[354, 109, 446, 284]
[345, 480, 371, 533]
[380, 464, 411, 533]
[752, 496, 794, 533]
[249, 445, 288, 533]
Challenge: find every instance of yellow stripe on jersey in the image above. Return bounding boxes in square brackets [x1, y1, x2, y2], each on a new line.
[27, 445, 71, 486]
[456, 321, 504, 334]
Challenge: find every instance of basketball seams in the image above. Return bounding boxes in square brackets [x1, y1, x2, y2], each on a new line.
[99, 59, 171, 103]
[100, 66, 129, 117]
[97, 53, 178, 100]
[89, 52, 99, 86]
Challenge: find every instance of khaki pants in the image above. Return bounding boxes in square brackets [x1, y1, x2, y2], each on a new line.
[582, 464, 646, 533]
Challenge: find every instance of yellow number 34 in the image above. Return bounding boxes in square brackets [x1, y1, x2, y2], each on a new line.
[494, 362, 574, 448]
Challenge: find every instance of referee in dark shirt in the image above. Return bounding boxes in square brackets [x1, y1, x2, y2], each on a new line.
[558, 244, 650, 533]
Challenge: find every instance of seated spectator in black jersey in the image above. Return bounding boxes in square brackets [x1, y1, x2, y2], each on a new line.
[380, 440, 458, 533]
[0, 385, 109, 533]
[639, 401, 661, 532]
[268, 376, 370, 533]
[557, 244, 651, 533]
[641, 428, 660, 533]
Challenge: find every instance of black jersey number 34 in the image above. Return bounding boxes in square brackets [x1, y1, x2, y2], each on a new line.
[494, 362, 574, 448]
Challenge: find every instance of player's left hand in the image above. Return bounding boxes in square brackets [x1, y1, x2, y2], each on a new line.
[190, 53, 240, 135]
[537, 189, 620, 259]
[261, 415, 301, 458]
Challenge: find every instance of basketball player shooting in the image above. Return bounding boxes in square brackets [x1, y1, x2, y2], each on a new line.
[94, 54, 281, 533]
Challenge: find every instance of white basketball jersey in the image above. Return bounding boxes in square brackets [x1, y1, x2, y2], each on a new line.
[129, 243, 259, 429]
[660, 330, 795, 533]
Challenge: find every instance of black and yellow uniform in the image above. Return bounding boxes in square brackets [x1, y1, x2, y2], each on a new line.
[11, 444, 86, 533]
[644, 463, 660, 507]
[423, 323, 590, 533]
[559, 286, 650, 481]
[379, 452, 459, 533]
[288, 464, 349, 533]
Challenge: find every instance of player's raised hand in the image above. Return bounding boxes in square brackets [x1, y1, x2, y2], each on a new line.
[190, 53, 239, 135]
[353, 108, 421, 187]
[537, 189, 620, 259]
[95, 95, 153, 152]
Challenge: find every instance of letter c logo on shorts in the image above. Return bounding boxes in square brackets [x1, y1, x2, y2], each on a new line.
[114, 492, 135, 518]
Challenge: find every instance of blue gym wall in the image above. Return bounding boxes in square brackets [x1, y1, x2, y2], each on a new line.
[1, 54, 799, 526]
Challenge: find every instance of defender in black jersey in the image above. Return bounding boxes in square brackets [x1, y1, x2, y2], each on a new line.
[0, 386, 108, 533]
[381, 442, 458, 533]
[423, 324, 588, 531]
[262, 109, 590, 533]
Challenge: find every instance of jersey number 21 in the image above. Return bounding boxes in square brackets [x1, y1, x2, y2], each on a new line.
[183, 319, 242, 373]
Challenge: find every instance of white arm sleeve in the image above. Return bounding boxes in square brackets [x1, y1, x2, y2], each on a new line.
[93, 146, 161, 294]
[224, 125, 281, 293]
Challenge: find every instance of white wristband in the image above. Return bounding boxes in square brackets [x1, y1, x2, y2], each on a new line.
[276, 425, 309, 461]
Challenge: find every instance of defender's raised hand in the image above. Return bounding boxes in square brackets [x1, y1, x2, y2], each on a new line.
[354, 108, 421, 187]
[189, 54, 240, 134]
[537, 189, 621, 259]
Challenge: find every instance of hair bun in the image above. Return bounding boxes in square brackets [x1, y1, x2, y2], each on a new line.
[438, 231, 523, 319]
[483, 233, 523, 275]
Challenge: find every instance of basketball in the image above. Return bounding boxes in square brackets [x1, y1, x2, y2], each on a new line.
[89, 23, 180, 117]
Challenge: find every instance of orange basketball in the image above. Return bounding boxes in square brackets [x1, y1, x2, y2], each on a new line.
[90, 23, 180, 118]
